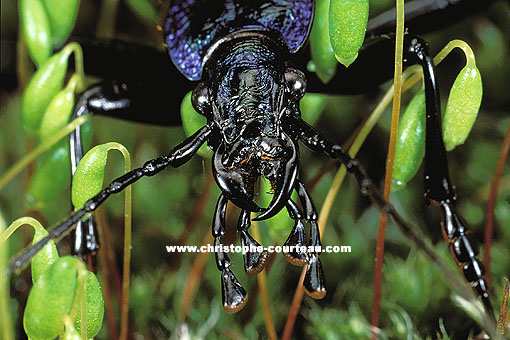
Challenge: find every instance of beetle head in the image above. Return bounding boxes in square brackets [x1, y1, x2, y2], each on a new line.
[191, 65, 307, 219]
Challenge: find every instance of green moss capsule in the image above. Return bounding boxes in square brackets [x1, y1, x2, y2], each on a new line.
[21, 48, 71, 134]
[309, 0, 337, 83]
[443, 65, 483, 151]
[71, 144, 110, 210]
[180, 91, 211, 158]
[19, 0, 52, 67]
[392, 90, 426, 190]
[28, 121, 93, 208]
[75, 271, 104, 338]
[300, 93, 327, 126]
[125, 0, 159, 25]
[23, 257, 78, 340]
[39, 78, 77, 141]
[30, 224, 58, 283]
[23, 256, 104, 340]
[27, 141, 71, 208]
[329, 0, 369, 67]
[42, 0, 81, 48]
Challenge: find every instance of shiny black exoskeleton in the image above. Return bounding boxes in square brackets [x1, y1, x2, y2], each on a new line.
[7, 0, 497, 318]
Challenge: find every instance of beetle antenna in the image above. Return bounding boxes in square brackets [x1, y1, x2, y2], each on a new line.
[6, 125, 212, 276]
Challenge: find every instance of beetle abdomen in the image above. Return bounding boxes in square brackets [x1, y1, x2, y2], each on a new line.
[164, 0, 313, 81]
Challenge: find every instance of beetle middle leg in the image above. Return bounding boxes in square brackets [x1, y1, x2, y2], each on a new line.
[67, 38, 195, 260]
[286, 33, 494, 318]
[294, 1, 498, 316]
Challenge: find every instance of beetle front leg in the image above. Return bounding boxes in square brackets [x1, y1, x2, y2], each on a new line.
[283, 199, 309, 266]
[212, 194, 248, 313]
[69, 74, 194, 259]
[67, 38, 194, 259]
[295, 180, 327, 299]
[237, 209, 268, 276]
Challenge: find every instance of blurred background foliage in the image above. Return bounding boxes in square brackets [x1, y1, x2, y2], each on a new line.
[1, 0, 509, 339]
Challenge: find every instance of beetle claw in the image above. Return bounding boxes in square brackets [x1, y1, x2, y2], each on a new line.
[221, 267, 248, 313]
[240, 229, 268, 275]
[283, 219, 308, 266]
[304, 254, 326, 299]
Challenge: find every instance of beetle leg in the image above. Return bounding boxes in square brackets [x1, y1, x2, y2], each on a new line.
[405, 35, 494, 319]
[213, 194, 248, 313]
[294, 180, 326, 299]
[290, 112, 495, 319]
[68, 39, 197, 257]
[283, 199, 308, 266]
[288, 34, 495, 319]
[71, 78, 186, 126]
[283, 195, 326, 298]
[69, 68, 192, 260]
[70, 103, 99, 262]
[7, 125, 212, 276]
[237, 209, 268, 276]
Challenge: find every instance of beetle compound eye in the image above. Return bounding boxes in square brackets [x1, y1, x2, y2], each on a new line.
[181, 91, 211, 158]
[191, 81, 211, 116]
[284, 68, 307, 100]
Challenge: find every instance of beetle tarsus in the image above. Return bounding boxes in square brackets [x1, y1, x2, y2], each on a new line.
[283, 200, 309, 266]
[407, 36, 495, 320]
[221, 267, 248, 314]
[71, 215, 100, 260]
[304, 253, 326, 300]
[237, 210, 268, 276]
[441, 202, 493, 318]
[295, 180, 326, 299]
[212, 194, 249, 312]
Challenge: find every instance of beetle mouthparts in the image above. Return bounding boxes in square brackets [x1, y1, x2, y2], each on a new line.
[212, 143, 262, 212]
[253, 133, 298, 221]
[212, 132, 299, 217]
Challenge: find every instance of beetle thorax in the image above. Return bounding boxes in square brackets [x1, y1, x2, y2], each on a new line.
[208, 36, 287, 146]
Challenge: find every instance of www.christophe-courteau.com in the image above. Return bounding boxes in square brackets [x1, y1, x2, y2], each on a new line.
[165, 244, 352, 254]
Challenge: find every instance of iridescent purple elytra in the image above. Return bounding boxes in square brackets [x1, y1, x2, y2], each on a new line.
[164, 0, 314, 81]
